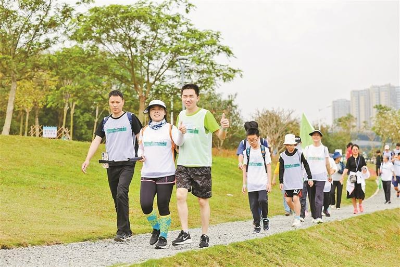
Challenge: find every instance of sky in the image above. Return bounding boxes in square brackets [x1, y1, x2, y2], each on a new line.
[71, 0, 400, 126]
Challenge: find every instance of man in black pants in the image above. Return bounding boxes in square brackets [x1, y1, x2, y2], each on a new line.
[82, 90, 142, 241]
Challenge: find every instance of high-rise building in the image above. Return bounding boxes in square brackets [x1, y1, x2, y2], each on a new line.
[350, 84, 399, 129]
[351, 89, 371, 129]
[332, 99, 350, 124]
[396, 86, 400, 109]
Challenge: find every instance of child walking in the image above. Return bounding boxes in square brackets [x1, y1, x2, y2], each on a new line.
[279, 134, 313, 227]
[242, 127, 272, 233]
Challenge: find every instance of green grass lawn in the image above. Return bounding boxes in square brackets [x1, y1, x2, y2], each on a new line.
[132, 208, 400, 267]
[0, 135, 378, 248]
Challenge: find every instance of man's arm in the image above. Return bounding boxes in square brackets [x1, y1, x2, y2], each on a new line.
[82, 136, 102, 173]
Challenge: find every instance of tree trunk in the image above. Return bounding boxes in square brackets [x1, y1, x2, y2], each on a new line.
[34, 107, 40, 137]
[19, 110, 23, 136]
[93, 104, 99, 140]
[62, 101, 68, 130]
[138, 94, 146, 123]
[24, 108, 30, 136]
[69, 102, 76, 140]
[2, 73, 17, 135]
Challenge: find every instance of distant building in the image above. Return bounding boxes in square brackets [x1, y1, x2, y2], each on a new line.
[332, 99, 350, 124]
[396, 86, 400, 109]
[350, 84, 399, 130]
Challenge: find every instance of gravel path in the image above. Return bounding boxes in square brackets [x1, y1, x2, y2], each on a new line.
[1, 186, 399, 267]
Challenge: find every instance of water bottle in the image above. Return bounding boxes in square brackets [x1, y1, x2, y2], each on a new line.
[101, 152, 109, 168]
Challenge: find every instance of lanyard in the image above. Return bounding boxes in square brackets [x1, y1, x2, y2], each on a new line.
[354, 156, 360, 171]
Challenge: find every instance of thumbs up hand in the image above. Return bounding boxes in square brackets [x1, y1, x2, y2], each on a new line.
[178, 121, 186, 134]
[220, 113, 229, 129]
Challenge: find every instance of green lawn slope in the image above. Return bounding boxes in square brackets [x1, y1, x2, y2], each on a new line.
[133, 209, 399, 267]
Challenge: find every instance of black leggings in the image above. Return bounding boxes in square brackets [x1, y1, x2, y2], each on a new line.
[140, 176, 174, 216]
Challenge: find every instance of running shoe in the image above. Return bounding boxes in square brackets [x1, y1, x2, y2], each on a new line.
[262, 218, 270, 231]
[253, 226, 261, 234]
[292, 219, 301, 227]
[299, 217, 305, 222]
[150, 229, 160, 245]
[316, 218, 323, 224]
[199, 234, 209, 248]
[114, 233, 132, 242]
[323, 210, 331, 217]
[155, 236, 167, 249]
[172, 230, 192, 246]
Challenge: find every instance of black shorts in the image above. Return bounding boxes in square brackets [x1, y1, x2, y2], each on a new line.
[285, 189, 303, 198]
[175, 165, 212, 199]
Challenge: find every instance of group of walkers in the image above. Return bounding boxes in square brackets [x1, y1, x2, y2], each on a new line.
[81, 84, 398, 249]
[375, 143, 400, 204]
[82, 84, 228, 249]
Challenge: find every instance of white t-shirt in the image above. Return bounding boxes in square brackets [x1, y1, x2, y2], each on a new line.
[380, 162, 394, 181]
[138, 123, 184, 178]
[324, 157, 337, 192]
[393, 159, 400, 176]
[243, 146, 272, 192]
[303, 144, 329, 181]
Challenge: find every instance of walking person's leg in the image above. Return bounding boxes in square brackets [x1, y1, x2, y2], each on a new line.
[248, 191, 261, 230]
[300, 181, 308, 220]
[116, 165, 134, 235]
[258, 190, 269, 230]
[336, 182, 343, 209]
[323, 191, 330, 217]
[314, 181, 324, 220]
[154, 176, 175, 248]
[330, 181, 337, 207]
[308, 181, 316, 219]
[282, 189, 291, 215]
[140, 178, 159, 244]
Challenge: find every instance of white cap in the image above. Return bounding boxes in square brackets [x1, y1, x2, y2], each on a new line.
[384, 144, 390, 150]
[284, 134, 297, 145]
[143, 100, 166, 114]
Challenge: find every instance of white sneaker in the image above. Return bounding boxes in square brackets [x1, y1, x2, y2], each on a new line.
[292, 219, 301, 227]
[316, 218, 323, 224]
[299, 217, 305, 222]
[312, 219, 317, 223]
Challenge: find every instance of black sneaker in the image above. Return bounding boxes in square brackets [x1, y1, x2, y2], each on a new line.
[199, 234, 209, 248]
[114, 233, 132, 242]
[323, 210, 331, 217]
[150, 229, 160, 245]
[172, 230, 192, 246]
[155, 236, 167, 249]
[263, 218, 269, 230]
[253, 226, 261, 234]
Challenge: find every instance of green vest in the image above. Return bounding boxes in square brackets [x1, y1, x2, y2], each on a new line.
[177, 109, 212, 167]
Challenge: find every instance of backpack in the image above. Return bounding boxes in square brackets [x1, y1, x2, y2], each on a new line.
[246, 145, 267, 173]
[102, 112, 138, 156]
[142, 123, 177, 161]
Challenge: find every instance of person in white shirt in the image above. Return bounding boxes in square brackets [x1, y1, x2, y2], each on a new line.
[242, 127, 272, 233]
[330, 152, 345, 209]
[303, 129, 332, 224]
[380, 155, 395, 204]
[393, 152, 400, 198]
[138, 100, 186, 249]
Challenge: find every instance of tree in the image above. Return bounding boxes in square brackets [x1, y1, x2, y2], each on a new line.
[48, 46, 110, 140]
[254, 108, 299, 155]
[372, 105, 400, 147]
[0, 0, 84, 135]
[71, 0, 242, 122]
